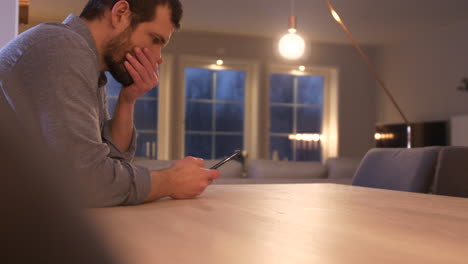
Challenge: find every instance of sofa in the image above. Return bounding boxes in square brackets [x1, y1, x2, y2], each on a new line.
[134, 157, 362, 185]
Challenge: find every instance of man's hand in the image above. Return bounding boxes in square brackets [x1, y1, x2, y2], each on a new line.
[121, 46, 159, 104]
[111, 47, 159, 152]
[145, 157, 221, 202]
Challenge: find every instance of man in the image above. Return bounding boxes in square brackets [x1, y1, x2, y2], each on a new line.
[0, 0, 220, 207]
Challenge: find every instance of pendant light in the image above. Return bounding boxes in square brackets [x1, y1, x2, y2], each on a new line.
[278, 0, 305, 60]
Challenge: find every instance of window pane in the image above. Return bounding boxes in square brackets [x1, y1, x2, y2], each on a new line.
[134, 100, 158, 130]
[270, 106, 293, 133]
[270, 73, 294, 103]
[185, 68, 213, 99]
[185, 134, 212, 159]
[144, 85, 158, 98]
[215, 135, 243, 159]
[297, 107, 322, 133]
[295, 141, 322, 162]
[216, 103, 244, 132]
[270, 136, 293, 161]
[105, 72, 121, 97]
[136, 132, 157, 158]
[297, 76, 323, 105]
[106, 98, 117, 117]
[216, 70, 245, 101]
[185, 102, 212, 131]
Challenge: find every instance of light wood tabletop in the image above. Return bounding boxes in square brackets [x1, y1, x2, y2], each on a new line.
[89, 184, 468, 264]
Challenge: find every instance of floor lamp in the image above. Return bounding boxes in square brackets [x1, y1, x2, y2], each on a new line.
[324, 0, 412, 148]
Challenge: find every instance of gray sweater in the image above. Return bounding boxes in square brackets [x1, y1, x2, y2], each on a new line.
[0, 14, 151, 206]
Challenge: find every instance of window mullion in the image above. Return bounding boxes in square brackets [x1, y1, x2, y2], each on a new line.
[211, 71, 217, 159]
[292, 76, 298, 161]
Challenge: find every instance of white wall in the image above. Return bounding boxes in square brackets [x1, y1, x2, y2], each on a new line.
[0, 0, 18, 48]
[376, 20, 468, 124]
[164, 31, 377, 158]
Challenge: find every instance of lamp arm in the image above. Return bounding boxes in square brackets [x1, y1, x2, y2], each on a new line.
[324, 0, 409, 125]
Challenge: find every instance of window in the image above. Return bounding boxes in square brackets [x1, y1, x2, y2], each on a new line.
[103, 56, 338, 162]
[184, 68, 245, 159]
[105, 72, 159, 158]
[269, 73, 324, 161]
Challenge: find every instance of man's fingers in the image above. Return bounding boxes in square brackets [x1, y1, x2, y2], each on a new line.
[143, 47, 158, 68]
[124, 61, 142, 84]
[135, 47, 154, 70]
[134, 47, 158, 83]
[204, 168, 220, 180]
[211, 169, 221, 179]
[126, 53, 151, 84]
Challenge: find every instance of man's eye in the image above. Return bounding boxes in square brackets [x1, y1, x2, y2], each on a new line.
[153, 38, 162, 44]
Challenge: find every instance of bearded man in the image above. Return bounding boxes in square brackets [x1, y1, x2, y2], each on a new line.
[0, 0, 220, 207]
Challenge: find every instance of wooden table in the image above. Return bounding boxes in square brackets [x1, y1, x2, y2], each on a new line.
[89, 184, 468, 264]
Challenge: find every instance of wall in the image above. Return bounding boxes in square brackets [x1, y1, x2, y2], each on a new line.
[164, 31, 377, 158]
[0, 0, 18, 48]
[376, 20, 468, 124]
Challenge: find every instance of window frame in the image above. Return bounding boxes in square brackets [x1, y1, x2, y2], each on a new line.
[172, 55, 260, 160]
[266, 64, 339, 162]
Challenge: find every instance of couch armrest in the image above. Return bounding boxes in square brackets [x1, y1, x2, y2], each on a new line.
[247, 160, 326, 179]
[325, 157, 361, 179]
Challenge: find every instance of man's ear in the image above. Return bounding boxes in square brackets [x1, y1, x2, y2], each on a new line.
[110, 0, 131, 30]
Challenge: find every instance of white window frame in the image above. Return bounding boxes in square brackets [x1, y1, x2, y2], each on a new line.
[156, 54, 173, 160]
[172, 55, 260, 160]
[267, 64, 339, 162]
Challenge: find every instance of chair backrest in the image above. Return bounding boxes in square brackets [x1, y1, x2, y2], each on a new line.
[352, 147, 441, 192]
[432, 146, 468, 198]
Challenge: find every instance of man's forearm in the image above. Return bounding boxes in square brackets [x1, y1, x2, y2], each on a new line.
[111, 95, 135, 153]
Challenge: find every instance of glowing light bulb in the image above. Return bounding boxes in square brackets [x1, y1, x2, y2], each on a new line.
[312, 134, 321, 142]
[216, 60, 224, 66]
[331, 10, 341, 23]
[374, 133, 382, 140]
[299, 65, 305, 71]
[279, 32, 305, 60]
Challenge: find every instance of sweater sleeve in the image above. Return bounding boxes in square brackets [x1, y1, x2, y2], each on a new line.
[101, 118, 138, 163]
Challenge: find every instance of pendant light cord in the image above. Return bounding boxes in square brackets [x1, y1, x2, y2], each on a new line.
[290, 0, 295, 17]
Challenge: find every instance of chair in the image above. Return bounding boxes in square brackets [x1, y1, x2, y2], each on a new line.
[352, 147, 441, 192]
[432, 146, 468, 198]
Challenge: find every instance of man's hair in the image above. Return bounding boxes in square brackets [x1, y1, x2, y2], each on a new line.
[80, 0, 182, 29]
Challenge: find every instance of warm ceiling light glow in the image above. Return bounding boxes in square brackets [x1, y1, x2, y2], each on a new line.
[279, 13, 305, 60]
[331, 10, 341, 23]
[216, 60, 224, 66]
[299, 65, 305, 71]
[279, 32, 305, 60]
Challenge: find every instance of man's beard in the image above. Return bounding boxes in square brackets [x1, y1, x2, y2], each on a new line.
[103, 26, 134, 87]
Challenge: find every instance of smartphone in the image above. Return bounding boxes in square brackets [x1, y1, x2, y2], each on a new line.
[209, 150, 242, 169]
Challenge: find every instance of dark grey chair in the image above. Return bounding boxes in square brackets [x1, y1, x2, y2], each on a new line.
[352, 147, 441, 192]
[432, 146, 468, 198]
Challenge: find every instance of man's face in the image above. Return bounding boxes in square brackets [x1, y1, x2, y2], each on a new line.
[104, 5, 174, 86]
